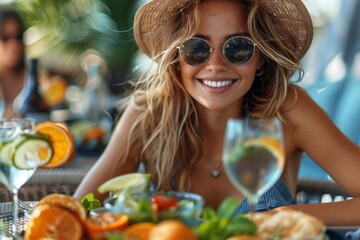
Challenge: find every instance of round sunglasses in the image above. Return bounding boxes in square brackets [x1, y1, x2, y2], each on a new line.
[178, 35, 257, 66]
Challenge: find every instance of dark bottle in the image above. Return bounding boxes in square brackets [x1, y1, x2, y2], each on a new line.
[13, 58, 49, 120]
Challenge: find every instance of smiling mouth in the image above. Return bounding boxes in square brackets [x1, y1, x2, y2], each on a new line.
[200, 79, 237, 88]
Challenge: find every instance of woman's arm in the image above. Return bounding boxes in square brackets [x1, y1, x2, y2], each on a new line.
[73, 103, 140, 202]
[281, 87, 360, 225]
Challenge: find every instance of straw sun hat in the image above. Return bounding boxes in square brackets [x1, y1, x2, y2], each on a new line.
[134, 0, 313, 61]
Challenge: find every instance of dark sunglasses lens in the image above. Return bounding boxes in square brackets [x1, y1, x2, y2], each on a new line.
[0, 33, 23, 42]
[223, 37, 255, 64]
[180, 38, 211, 66]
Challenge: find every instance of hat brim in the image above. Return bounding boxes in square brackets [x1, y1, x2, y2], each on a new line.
[134, 0, 313, 60]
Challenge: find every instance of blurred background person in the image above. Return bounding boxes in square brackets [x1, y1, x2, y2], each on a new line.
[0, 6, 25, 118]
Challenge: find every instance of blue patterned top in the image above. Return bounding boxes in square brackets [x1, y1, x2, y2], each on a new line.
[232, 178, 294, 214]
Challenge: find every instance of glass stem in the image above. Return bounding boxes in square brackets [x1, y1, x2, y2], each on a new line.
[248, 195, 258, 216]
[12, 188, 19, 235]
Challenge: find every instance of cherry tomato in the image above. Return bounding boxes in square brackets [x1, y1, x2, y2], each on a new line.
[151, 194, 178, 211]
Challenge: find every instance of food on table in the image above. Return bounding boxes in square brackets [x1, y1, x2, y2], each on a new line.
[25, 204, 83, 240]
[37, 193, 87, 221]
[82, 127, 105, 144]
[105, 191, 204, 227]
[226, 235, 260, 240]
[85, 212, 130, 240]
[148, 219, 198, 240]
[69, 120, 109, 152]
[81, 192, 102, 211]
[34, 121, 75, 168]
[152, 193, 178, 211]
[255, 210, 325, 240]
[24, 193, 327, 240]
[97, 172, 151, 195]
[122, 222, 156, 240]
[194, 197, 257, 239]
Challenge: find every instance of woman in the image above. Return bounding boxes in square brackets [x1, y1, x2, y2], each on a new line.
[0, 7, 26, 118]
[74, 0, 360, 226]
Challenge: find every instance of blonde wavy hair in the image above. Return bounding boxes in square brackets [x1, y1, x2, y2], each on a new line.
[118, 0, 303, 191]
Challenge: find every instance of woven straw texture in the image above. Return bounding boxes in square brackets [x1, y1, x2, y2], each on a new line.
[134, 0, 313, 60]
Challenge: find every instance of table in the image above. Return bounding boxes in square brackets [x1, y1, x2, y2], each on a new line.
[0, 202, 38, 237]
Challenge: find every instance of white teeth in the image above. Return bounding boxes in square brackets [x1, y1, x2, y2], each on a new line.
[203, 80, 233, 88]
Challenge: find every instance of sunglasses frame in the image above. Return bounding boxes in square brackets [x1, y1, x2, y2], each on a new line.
[178, 35, 257, 66]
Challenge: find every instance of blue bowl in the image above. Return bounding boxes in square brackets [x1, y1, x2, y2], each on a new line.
[104, 191, 204, 227]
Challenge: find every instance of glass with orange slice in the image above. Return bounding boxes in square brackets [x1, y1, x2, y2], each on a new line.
[222, 117, 285, 214]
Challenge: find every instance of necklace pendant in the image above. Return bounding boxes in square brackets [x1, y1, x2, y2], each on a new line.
[211, 169, 221, 178]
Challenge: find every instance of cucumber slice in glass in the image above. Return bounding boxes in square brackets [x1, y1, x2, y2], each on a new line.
[12, 136, 53, 169]
[0, 141, 14, 165]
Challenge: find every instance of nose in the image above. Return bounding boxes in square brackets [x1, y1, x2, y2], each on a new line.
[205, 47, 228, 73]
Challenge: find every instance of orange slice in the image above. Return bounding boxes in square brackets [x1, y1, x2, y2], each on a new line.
[85, 212, 130, 240]
[82, 127, 105, 143]
[148, 220, 198, 240]
[41, 75, 68, 107]
[244, 137, 284, 167]
[35, 121, 75, 168]
[38, 193, 87, 221]
[25, 204, 83, 240]
[123, 222, 156, 240]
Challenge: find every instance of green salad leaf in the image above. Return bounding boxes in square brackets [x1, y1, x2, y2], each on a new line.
[81, 193, 102, 211]
[194, 197, 257, 240]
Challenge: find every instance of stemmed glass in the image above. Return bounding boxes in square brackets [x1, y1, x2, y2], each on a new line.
[0, 118, 49, 235]
[222, 117, 285, 214]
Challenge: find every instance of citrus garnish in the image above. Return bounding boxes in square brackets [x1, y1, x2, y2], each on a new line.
[24, 204, 83, 240]
[41, 75, 68, 107]
[123, 222, 156, 240]
[82, 127, 105, 143]
[12, 134, 53, 169]
[38, 193, 87, 221]
[34, 121, 75, 168]
[244, 137, 284, 166]
[84, 212, 130, 238]
[98, 173, 151, 195]
[148, 220, 198, 240]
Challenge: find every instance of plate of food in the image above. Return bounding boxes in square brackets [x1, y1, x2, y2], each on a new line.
[20, 173, 353, 239]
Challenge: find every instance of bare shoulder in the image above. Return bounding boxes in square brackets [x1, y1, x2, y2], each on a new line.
[114, 94, 146, 133]
[280, 85, 360, 197]
[280, 85, 315, 113]
[279, 85, 327, 128]
[278, 84, 339, 150]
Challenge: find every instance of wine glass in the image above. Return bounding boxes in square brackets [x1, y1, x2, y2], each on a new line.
[0, 118, 48, 235]
[222, 117, 285, 214]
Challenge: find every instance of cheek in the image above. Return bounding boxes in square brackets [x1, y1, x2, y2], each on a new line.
[179, 62, 197, 86]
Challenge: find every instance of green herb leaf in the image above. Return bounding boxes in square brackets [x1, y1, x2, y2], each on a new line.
[202, 206, 218, 221]
[81, 193, 102, 211]
[194, 197, 256, 240]
[217, 197, 240, 218]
